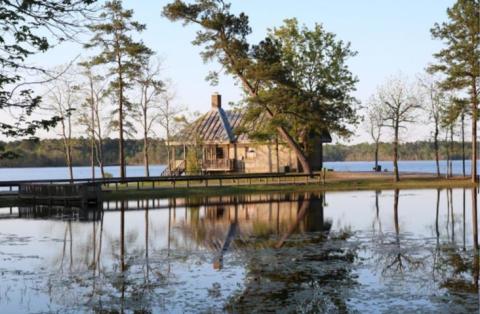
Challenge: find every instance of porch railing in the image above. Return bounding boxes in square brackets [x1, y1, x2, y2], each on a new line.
[202, 159, 235, 171]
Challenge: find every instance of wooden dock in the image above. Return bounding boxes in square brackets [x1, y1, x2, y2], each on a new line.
[18, 182, 102, 206]
[0, 172, 325, 208]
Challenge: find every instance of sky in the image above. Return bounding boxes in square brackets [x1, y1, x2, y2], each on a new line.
[26, 0, 457, 143]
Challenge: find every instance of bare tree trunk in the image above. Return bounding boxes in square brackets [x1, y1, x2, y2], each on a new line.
[166, 115, 172, 172]
[144, 135, 150, 177]
[118, 79, 126, 180]
[90, 84, 96, 181]
[91, 133, 95, 180]
[94, 104, 106, 178]
[115, 32, 126, 180]
[61, 117, 74, 182]
[374, 140, 379, 170]
[461, 112, 466, 177]
[393, 121, 400, 182]
[67, 144, 73, 182]
[449, 125, 454, 177]
[166, 138, 172, 172]
[143, 105, 150, 177]
[434, 123, 440, 177]
[445, 130, 451, 178]
[472, 81, 478, 183]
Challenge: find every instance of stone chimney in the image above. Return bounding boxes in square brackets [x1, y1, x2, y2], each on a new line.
[211, 93, 221, 109]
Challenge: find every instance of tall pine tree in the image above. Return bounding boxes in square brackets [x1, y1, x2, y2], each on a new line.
[85, 0, 152, 179]
[429, 0, 480, 183]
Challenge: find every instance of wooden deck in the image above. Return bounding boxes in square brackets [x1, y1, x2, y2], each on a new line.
[0, 171, 324, 196]
[18, 182, 102, 206]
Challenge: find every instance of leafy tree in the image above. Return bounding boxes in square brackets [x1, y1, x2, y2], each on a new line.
[164, 1, 358, 173]
[264, 18, 359, 141]
[85, 0, 153, 179]
[429, 0, 480, 182]
[0, 0, 97, 158]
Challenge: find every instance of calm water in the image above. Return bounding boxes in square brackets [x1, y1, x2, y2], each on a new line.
[325, 159, 474, 175]
[0, 189, 479, 312]
[0, 160, 474, 181]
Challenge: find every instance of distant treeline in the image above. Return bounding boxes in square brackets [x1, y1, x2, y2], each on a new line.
[0, 138, 169, 167]
[324, 141, 470, 162]
[0, 139, 471, 167]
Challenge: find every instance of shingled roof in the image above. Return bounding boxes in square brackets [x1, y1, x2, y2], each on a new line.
[175, 94, 332, 145]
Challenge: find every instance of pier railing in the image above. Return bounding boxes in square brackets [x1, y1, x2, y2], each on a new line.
[0, 171, 324, 193]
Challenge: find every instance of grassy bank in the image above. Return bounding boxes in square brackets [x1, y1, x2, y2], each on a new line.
[103, 176, 475, 200]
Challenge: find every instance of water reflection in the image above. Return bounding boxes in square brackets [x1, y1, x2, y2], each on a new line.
[0, 189, 479, 312]
[18, 203, 102, 221]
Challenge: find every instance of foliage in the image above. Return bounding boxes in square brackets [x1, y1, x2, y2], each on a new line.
[429, 0, 480, 181]
[185, 147, 202, 175]
[0, 0, 97, 157]
[263, 18, 359, 140]
[428, 0, 480, 93]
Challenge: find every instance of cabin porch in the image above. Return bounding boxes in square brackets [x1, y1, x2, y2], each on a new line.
[168, 144, 236, 174]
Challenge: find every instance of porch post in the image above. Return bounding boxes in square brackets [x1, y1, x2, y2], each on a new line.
[233, 143, 238, 172]
[183, 144, 187, 172]
[170, 146, 175, 171]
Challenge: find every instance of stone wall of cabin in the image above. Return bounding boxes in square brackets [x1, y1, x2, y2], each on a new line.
[229, 143, 299, 173]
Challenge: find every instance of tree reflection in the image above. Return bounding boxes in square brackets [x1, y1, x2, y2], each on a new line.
[219, 194, 358, 313]
[372, 190, 383, 239]
[27, 189, 480, 312]
[377, 189, 424, 277]
[430, 188, 479, 303]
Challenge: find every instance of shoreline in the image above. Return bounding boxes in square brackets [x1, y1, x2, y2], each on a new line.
[103, 174, 475, 200]
[0, 173, 475, 207]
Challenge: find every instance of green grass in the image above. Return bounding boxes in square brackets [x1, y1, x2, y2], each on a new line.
[103, 176, 475, 200]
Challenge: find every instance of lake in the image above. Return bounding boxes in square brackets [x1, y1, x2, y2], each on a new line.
[0, 188, 478, 312]
[0, 159, 475, 181]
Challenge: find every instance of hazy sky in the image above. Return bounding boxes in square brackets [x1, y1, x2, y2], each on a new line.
[28, 0, 456, 142]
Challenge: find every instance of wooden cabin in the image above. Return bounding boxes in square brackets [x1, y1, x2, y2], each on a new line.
[168, 93, 331, 174]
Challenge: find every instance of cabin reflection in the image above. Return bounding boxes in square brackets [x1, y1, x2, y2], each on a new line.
[173, 193, 331, 269]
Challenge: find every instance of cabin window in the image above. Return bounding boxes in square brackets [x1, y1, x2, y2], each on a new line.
[246, 147, 256, 159]
[216, 146, 224, 159]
